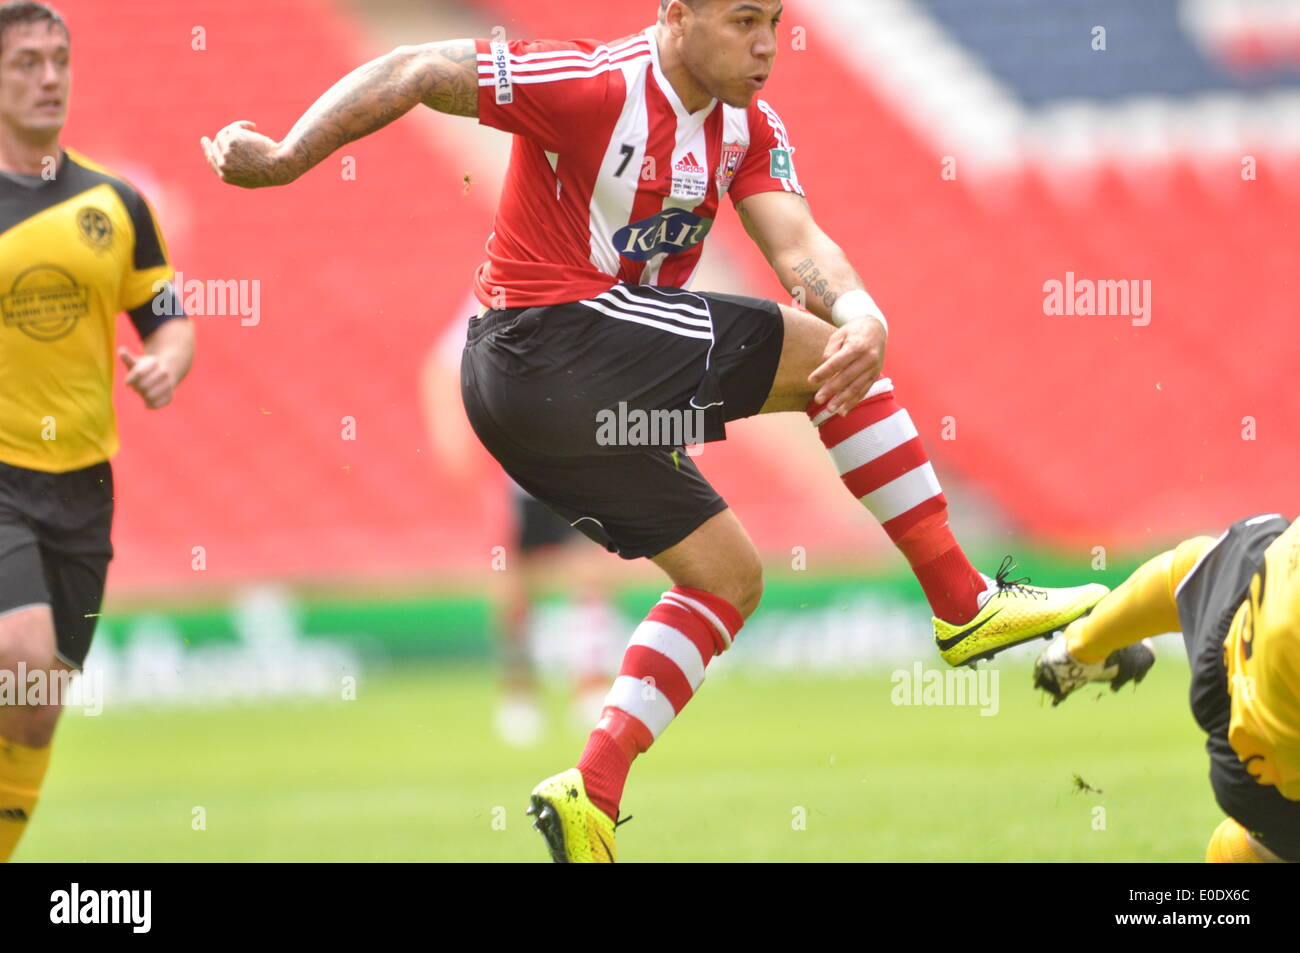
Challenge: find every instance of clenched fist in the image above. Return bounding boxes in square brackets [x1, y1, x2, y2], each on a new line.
[119, 348, 178, 409]
[200, 120, 294, 188]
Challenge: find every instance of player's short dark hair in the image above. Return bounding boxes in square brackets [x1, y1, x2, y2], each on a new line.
[0, 1, 68, 57]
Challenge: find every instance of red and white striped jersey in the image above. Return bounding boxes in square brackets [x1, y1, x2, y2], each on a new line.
[473, 26, 805, 309]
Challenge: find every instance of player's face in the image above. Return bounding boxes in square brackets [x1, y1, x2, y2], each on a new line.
[681, 1, 781, 109]
[0, 22, 71, 139]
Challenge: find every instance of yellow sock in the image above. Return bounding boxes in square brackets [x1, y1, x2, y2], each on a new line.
[0, 734, 52, 863]
[1066, 536, 1217, 664]
[1206, 817, 1268, 863]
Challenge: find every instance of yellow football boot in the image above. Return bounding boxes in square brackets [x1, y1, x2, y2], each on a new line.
[527, 768, 619, 863]
[934, 556, 1109, 666]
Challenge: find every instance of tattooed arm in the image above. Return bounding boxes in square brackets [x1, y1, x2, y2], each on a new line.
[735, 190, 887, 410]
[734, 191, 863, 323]
[201, 40, 479, 188]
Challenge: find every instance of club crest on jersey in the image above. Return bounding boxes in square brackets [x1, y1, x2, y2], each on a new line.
[670, 151, 708, 201]
[716, 143, 747, 196]
[612, 208, 713, 262]
[77, 207, 113, 250]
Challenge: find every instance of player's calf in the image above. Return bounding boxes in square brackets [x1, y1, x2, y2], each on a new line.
[0, 605, 65, 862]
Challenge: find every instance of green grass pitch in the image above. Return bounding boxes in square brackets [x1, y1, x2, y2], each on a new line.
[18, 659, 1219, 861]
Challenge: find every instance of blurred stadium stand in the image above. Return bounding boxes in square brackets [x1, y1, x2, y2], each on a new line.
[50, 0, 1296, 593]
[60, 0, 500, 590]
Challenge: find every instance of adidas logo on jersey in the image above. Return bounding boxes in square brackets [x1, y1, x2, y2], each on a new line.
[674, 152, 705, 175]
[670, 152, 709, 201]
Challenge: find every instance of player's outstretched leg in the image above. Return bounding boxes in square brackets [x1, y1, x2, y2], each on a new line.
[1032, 535, 1214, 704]
[528, 511, 753, 863]
[806, 383, 1108, 665]
[768, 306, 1108, 665]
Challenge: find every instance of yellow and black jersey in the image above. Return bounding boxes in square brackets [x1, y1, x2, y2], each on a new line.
[1176, 514, 1300, 802]
[0, 147, 180, 473]
[1225, 517, 1300, 800]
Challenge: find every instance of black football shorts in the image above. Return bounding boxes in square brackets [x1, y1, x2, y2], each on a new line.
[0, 460, 114, 670]
[460, 284, 785, 560]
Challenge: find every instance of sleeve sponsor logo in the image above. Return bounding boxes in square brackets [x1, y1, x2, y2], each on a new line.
[491, 41, 513, 106]
[769, 147, 794, 180]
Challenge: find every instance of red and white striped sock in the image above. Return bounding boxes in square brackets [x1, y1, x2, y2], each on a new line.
[576, 586, 743, 822]
[807, 378, 986, 624]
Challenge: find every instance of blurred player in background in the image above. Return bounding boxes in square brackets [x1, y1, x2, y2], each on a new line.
[421, 295, 620, 746]
[202, 0, 1108, 862]
[0, 1, 193, 861]
[1035, 514, 1300, 863]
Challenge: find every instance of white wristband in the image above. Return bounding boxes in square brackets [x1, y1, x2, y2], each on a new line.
[831, 288, 888, 334]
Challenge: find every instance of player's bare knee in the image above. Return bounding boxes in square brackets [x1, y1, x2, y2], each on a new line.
[671, 556, 762, 620]
[0, 607, 63, 745]
[737, 568, 764, 620]
[762, 305, 834, 410]
[702, 532, 763, 619]
[0, 606, 57, 673]
[724, 554, 764, 620]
